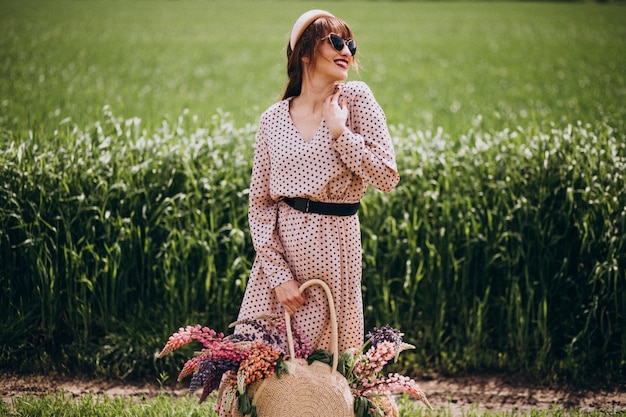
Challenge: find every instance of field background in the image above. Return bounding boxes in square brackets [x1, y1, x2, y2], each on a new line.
[1, 0, 625, 388]
[3, 0, 624, 134]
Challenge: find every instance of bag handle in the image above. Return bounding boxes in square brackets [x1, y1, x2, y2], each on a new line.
[284, 279, 339, 373]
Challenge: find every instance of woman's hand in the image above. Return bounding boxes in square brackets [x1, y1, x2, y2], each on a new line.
[275, 280, 307, 315]
[324, 84, 349, 139]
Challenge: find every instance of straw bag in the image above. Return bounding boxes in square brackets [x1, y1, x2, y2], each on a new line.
[234, 279, 354, 417]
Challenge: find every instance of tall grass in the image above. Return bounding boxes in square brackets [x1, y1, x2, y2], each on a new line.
[361, 120, 626, 382]
[0, 109, 255, 377]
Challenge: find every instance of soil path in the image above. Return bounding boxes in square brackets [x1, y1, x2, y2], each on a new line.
[1, 371, 625, 415]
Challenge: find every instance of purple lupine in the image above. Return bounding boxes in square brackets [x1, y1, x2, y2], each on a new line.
[366, 324, 404, 351]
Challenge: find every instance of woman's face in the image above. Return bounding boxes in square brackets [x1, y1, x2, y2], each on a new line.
[310, 33, 354, 82]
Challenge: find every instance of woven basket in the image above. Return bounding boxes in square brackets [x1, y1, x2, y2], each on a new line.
[232, 279, 354, 417]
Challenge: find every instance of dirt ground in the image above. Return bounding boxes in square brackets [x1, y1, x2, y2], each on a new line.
[1, 371, 625, 415]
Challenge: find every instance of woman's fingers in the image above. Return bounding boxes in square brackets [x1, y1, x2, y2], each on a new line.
[275, 280, 307, 315]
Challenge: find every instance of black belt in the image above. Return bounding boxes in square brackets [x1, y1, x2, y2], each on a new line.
[282, 197, 360, 216]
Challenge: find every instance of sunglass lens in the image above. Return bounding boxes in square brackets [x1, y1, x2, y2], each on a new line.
[347, 40, 357, 56]
[329, 34, 357, 56]
[329, 34, 344, 51]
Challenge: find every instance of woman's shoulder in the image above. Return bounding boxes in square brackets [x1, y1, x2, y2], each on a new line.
[258, 99, 289, 123]
[262, 99, 288, 115]
[342, 81, 374, 97]
[341, 81, 379, 106]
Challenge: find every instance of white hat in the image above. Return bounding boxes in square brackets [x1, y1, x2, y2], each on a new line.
[289, 9, 335, 50]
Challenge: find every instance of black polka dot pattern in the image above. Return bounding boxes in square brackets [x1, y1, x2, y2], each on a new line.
[235, 81, 399, 355]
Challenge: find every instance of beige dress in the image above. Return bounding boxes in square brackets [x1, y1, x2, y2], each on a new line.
[235, 81, 399, 355]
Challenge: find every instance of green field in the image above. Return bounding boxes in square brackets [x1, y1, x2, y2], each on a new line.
[2, 0, 624, 135]
[1, 0, 625, 399]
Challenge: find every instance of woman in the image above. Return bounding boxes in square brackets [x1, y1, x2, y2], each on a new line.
[235, 9, 399, 357]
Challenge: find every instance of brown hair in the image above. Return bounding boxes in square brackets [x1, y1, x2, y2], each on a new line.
[282, 16, 357, 100]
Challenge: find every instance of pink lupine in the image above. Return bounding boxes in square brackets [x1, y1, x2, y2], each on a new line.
[365, 341, 395, 369]
[178, 354, 205, 381]
[351, 341, 397, 392]
[381, 392, 400, 417]
[158, 325, 198, 357]
[377, 373, 433, 410]
[273, 317, 312, 358]
[158, 324, 225, 357]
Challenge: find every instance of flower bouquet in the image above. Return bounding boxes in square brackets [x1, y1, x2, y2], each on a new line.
[339, 324, 433, 416]
[158, 318, 432, 417]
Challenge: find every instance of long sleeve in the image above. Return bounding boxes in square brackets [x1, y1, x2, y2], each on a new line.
[248, 116, 294, 289]
[331, 82, 399, 192]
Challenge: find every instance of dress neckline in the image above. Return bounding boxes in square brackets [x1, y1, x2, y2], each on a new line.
[285, 98, 324, 144]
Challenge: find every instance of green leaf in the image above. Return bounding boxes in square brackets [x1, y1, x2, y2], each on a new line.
[337, 350, 354, 377]
[237, 390, 252, 414]
[353, 395, 370, 417]
[275, 355, 289, 379]
[307, 349, 333, 366]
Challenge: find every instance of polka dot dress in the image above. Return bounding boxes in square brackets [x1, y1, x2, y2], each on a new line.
[235, 81, 399, 355]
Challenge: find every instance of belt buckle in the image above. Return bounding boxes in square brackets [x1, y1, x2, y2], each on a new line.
[294, 198, 310, 213]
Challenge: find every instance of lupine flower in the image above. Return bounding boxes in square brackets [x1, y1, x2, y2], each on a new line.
[374, 392, 399, 417]
[158, 324, 224, 357]
[351, 341, 397, 392]
[230, 317, 284, 347]
[189, 357, 239, 403]
[178, 342, 246, 381]
[232, 315, 312, 359]
[272, 317, 313, 358]
[365, 324, 414, 361]
[365, 341, 396, 366]
[376, 373, 433, 410]
[344, 325, 432, 416]
[159, 322, 285, 413]
[178, 354, 206, 381]
[236, 341, 283, 393]
[366, 325, 402, 348]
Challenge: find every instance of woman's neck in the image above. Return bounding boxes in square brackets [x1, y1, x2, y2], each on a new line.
[296, 79, 336, 112]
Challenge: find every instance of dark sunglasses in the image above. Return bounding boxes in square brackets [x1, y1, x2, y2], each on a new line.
[327, 33, 357, 56]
